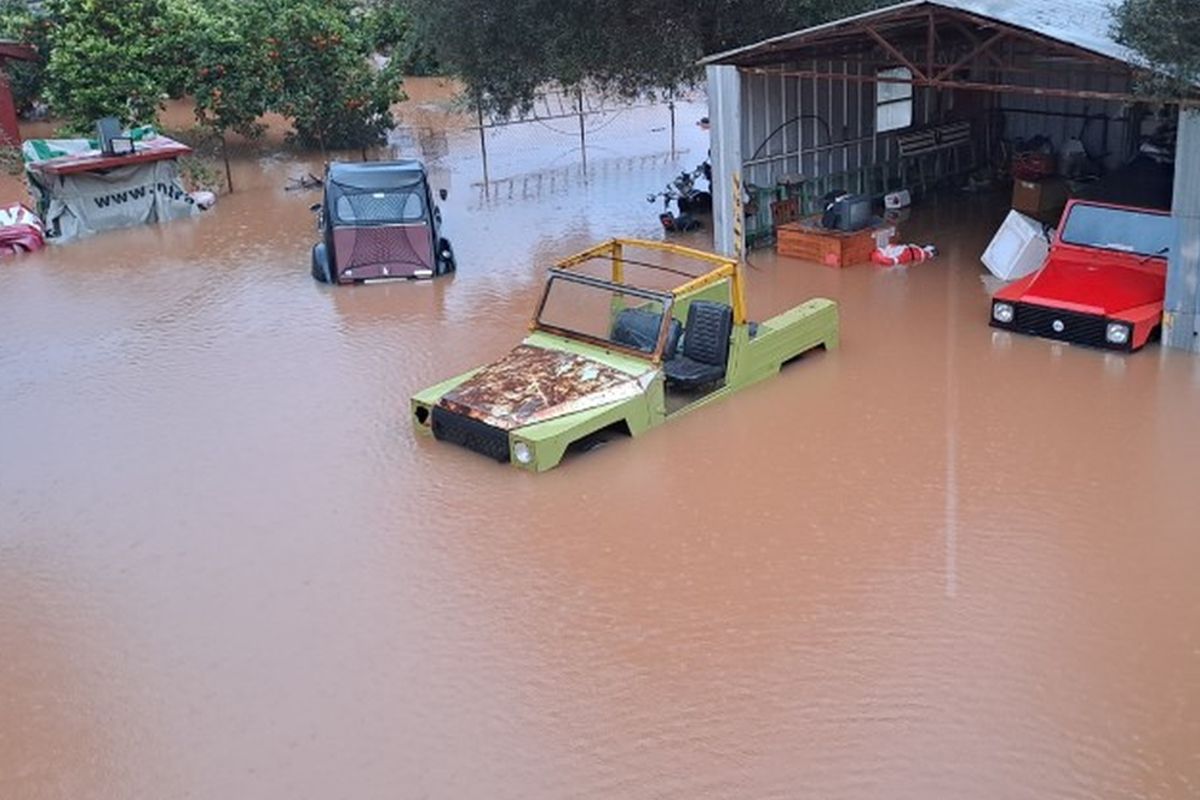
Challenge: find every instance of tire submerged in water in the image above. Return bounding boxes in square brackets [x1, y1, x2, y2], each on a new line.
[436, 238, 457, 276]
[311, 243, 332, 284]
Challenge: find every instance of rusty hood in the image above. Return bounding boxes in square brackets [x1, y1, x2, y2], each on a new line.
[438, 344, 651, 430]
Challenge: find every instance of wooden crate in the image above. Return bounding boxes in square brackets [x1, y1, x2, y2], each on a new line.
[776, 216, 880, 268]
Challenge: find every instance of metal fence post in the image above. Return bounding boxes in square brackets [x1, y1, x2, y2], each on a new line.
[577, 87, 587, 173]
[669, 99, 676, 157]
[476, 99, 490, 194]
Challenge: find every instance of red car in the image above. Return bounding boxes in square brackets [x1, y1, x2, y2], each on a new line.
[990, 199, 1175, 352]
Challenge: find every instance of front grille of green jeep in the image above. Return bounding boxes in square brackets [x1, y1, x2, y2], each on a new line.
[431, 406, 511, 462]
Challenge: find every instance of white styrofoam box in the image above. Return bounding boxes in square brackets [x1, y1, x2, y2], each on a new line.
[981, 209, 1051, 281]
[884, 189, 911, 209]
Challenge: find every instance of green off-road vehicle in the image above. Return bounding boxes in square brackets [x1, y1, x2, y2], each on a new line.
[411, 239, 838, 471]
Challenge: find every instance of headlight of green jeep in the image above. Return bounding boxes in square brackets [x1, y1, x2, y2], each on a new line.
[513, 441, 534, 465]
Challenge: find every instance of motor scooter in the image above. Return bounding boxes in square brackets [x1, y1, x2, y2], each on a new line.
[647, 161, 712, 232]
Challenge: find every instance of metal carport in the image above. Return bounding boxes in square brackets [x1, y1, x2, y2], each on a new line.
[702, 0, 1200, 352]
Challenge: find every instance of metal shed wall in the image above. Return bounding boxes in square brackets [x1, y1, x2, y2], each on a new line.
[992, 57, 1137, 170]
[1164, 110, 1200, 352]
[736, 57, 1139, 191]
[739, 62, 937, 189]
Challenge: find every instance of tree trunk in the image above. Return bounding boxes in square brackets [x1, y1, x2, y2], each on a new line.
[222, 133, 234, 193]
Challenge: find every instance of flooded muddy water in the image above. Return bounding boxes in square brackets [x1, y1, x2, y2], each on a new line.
[2, 84, 1199, 799]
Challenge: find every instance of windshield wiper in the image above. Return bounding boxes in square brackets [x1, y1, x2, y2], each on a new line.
[1139, 246, 1170, 264]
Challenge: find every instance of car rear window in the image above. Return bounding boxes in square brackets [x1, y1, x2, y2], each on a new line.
[334, 190, 425, 224]
[1060, 204, 1174, 258]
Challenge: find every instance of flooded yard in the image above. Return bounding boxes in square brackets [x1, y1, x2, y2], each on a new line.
[2, 87, 1199, 798]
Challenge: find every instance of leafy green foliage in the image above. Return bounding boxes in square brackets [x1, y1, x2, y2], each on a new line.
[180, 0, 271, 142]
[44, 0, 181, 132]
[362, 0, 440, 75]
[1113, 0, 1200, 94]
[262, 0, 405, 152]
[0, 0, 52, 115]
[407, 0, 891, 116]
[39, 0, 402, 152]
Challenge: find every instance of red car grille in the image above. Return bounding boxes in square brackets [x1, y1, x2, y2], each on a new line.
[1010, 303, 1112, 349]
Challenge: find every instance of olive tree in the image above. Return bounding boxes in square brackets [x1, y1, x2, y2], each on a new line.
[1113, 0, 1200, 93]
[406, 0, 891, 116]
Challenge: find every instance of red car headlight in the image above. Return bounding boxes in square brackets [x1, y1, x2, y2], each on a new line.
[1105, 323, 1131, 345]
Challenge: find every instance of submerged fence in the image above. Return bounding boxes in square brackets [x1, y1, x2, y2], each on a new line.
[470, 86, 699, 186]
[385, 83, 710, 205]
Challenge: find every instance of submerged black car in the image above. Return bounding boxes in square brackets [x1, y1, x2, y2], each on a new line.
[311, 160, 455, 284]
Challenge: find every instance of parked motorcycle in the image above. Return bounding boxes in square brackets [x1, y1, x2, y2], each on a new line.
[648, 160, 712, 232]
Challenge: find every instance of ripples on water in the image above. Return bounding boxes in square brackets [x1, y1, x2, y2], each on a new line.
[1, 93, 1198, 798]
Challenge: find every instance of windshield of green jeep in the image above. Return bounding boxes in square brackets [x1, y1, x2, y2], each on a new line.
[535, 273, 672, 356]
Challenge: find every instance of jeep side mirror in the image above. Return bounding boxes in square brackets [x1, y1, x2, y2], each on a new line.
[438, 188, 448, 201]
[309, 203, 321, 212]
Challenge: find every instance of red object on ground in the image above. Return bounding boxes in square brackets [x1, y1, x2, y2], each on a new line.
[0, 203, 45, 256]
[990, 199, 1172, 352]
[871, 243, 937, 266]
[1011, 151, 1056, 181]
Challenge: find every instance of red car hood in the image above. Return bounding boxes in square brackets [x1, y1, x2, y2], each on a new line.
[1016, 255, 1165, 315]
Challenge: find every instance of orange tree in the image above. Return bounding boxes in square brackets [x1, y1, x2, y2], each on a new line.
[43, 0, 184, 131]
[262, 0, 404, 153]
[178, 0, 273, 189]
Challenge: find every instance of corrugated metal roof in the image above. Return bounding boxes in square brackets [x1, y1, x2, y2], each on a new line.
[937, 0, 1136, 63]
[701, 0, 1139, 67]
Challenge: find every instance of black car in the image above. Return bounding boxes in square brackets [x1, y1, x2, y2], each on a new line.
[311, 160, 455, 284]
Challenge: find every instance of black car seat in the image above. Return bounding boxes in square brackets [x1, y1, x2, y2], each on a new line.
[664, 300, 733, 389]
[611, 307, 682, 358]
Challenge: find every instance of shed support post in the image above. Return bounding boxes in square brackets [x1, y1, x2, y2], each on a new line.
[707, 65, 743, 257]
[0, 68, 20, 147]
[1164, 109, 1200, 353]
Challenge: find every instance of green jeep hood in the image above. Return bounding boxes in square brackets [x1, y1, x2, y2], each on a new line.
[438, 343, 654, 430]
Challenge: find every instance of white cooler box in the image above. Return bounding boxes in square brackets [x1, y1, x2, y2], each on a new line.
[981, 209, 1051, 281]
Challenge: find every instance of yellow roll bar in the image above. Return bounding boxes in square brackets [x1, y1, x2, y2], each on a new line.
[554, 238, 747, 325]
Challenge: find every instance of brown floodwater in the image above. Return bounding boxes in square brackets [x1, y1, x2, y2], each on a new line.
[2, 83, 1199, 799]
